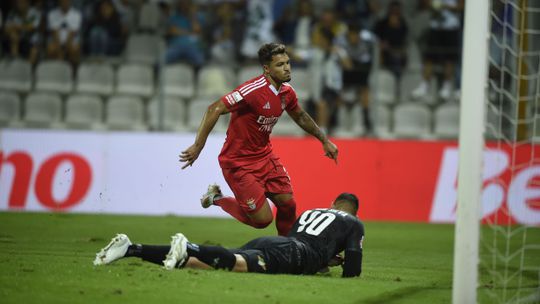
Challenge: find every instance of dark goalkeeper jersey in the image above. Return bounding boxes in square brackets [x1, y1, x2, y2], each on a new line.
[288, 208, 365, 276]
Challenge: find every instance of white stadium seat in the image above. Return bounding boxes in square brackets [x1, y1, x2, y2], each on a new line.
[393, 103, 432, 138]
[370, 69, 397, 105]
[116, 63, 154, 97]
[0, 91, 22, 127]
[237, 65, 263, 85]
[334, 104, 364, 138]
[65, 94, 104, 130]
[0, 59, 32, 92]
[138, 3, 160, 32]
[125, 34, 164, 65]
[434, 103, 460, 138]
[187, 98, 213, 132]
[24, 92, 63, 128]
[106, 95, 147, 131]
[162, 64, 195, 98]
[148, 96, 187, 131]
[35, 60, 73, 94]
[196, 66, 236, 99]
[373, 105, 393, 138]
[76, 62, 115, 96]
[288, 68, 311, 101]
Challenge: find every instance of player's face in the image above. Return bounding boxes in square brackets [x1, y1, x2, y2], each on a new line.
[265, 53, 291, 83]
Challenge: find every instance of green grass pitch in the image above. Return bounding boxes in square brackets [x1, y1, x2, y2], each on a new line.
[0, 212, 537, 303]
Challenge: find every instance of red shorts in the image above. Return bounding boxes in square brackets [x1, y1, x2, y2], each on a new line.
[221, 156, 293, 214]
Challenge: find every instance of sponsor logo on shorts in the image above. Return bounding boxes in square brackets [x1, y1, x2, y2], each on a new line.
[246, 198, 256, 210]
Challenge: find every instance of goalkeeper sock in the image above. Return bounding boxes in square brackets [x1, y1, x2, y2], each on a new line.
[186, 242, 236, 270]
[125, 244, 170, 265]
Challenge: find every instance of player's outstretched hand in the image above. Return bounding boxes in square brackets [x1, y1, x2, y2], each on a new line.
[179, 144, 203, 169]
[323, 140, 338, 164]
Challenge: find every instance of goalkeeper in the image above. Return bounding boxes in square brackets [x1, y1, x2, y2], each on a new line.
[94, 193, 364, 278]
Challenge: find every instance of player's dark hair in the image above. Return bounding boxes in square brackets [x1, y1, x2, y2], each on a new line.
[335, 192, 359, 212]
[258, 43, 288, 66]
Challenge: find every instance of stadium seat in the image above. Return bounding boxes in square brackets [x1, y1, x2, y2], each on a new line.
[272, 112, 304, 136]
[393, 103, 432, 138]
[35, 60, 73, 94]
[162, 64, 195, 98]
[138, 3, 160, 32]
[187, 98, 228, 132]
[0, 59, 32, 92]
[237, 65, 263, 85]
[65, 94, 105, 130]
[76, 62, 115, 96]
[373, 105, 393, 138]
[400, 73, 437, 104]
[125, 34, 164, 65]
[148, 95, 187, 131]
[116, 63, 154, 97]
[333, 104, 364, 138]
[434, 103, 460, 138]
[196, 66, 236, 99]
[0, 91, 22, 127]
[288, 68, 311, 101]
[24, 92, 63, 128]
[370, 69, 397, 105]
[106, 95, 147, 131]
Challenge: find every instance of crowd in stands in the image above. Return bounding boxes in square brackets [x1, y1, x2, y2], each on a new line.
[0, 0, 465, 138]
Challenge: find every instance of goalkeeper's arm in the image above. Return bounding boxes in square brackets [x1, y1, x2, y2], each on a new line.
[341, 249, 362, 278]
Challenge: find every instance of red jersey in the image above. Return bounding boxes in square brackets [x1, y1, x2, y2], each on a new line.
[218, 75, 299, 168]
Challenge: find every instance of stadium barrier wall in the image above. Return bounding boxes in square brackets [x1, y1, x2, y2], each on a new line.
[0, 129, 538, 225]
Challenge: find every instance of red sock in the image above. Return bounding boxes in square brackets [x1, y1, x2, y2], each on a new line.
[275, 198, 297, 236]
[214, 196, 252, 226]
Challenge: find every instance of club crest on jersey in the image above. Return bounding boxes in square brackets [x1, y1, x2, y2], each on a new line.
[246, 198, 256, 210]
[280, 95, 286, 110]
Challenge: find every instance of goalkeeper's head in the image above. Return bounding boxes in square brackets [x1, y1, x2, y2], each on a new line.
[257, 43, 291, 83]
[331, 193, 359, 216]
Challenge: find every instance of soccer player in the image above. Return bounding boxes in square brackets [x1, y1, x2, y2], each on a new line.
[94, 193, 364, 277]
[180, 43, 338, 236]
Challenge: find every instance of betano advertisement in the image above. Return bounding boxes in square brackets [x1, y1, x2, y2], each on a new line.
[0, 129, 539, 225]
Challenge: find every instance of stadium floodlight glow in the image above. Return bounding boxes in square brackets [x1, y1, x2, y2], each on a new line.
[452, 0, 490, 303]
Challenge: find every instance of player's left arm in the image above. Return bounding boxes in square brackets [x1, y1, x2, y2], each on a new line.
[287, 106, 339, 163]
[341, 221, 364, 278]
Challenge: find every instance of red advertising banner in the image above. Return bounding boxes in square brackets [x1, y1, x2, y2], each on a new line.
[272, 138, 540, 225]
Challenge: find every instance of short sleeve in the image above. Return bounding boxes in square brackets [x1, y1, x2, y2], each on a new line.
[284, 86, 299, 112]
[221, 90, 250, 113]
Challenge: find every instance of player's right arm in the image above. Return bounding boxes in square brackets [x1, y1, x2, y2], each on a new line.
[179, 100, 230, 169]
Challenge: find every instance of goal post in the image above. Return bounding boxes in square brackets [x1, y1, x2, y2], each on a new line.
[452, 0, 491, 303]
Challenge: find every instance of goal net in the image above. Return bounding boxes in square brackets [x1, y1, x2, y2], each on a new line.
[479, 0, 540, 302]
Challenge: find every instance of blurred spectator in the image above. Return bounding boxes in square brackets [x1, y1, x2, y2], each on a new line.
[338, 24, 375, 134]
[411, 0, 464, 101]
[112, 0, 138, 30]
[374, 1, 408, 83]
[207, 2, 242, 64]
[272, 1, 296, 45]
[3, 0, 41, 64]
[314, 28, 352, 135]
[335, 0, 379, 29]
[288, 0, 316, 63]
[86, 0, 125, 56]
[165, 0, 205, 66]
[47, 0, 82, 64]
[312, 10, 347, 49]
[240, 0, 275, 61]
